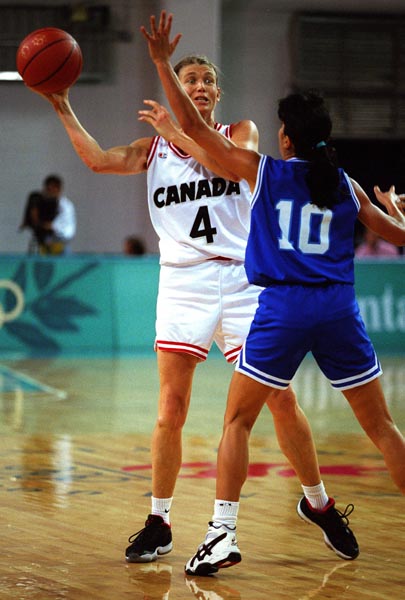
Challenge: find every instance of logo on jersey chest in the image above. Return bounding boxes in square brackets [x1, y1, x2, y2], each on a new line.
[153, 177, 241, 208]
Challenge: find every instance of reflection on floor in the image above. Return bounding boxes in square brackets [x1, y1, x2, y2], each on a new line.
[1, 354, 404, 435]
[0, 354, 404, 599]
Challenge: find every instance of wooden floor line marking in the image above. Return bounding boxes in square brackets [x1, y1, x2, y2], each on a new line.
[0, 364, 67, 399]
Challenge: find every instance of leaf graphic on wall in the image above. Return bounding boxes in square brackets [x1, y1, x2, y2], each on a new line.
[33, 261, 54, 290]
[4, 260, 99, 353]
[6, 321, 60, 352]
[31, 295, 96, 331]
[12, 262, 27, 289]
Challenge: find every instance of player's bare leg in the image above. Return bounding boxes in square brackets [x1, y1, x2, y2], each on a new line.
[152, 350, 199, 497]
[344, 378, 405, 493]
[215, 372, 267, 500]
[126, 350, 199, 563]
[265, 384, 321, 486]
[186, 373, 358, 574]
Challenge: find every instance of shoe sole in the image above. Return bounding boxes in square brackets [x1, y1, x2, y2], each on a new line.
[185, 552, 241, 577]
[297, 503, 359, 561]
[126, 541, 173, 563]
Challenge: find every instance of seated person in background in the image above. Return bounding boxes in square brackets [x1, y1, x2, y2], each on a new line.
[19, 191, 49, 253]
[123, 235, 146, 256]
[39, 174, 77, 255]
[20, 174, 76, 255]
[355, 228, 399, 258]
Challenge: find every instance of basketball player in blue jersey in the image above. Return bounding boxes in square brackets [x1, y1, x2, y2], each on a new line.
[139, 12, 405, 576]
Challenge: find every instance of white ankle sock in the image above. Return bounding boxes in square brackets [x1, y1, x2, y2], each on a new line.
[151, 496, 173, 524]
[301, 481, 329, 510]
[211, 499, 239, 529]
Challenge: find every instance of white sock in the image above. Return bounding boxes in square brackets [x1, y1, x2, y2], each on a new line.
[151, 496, 173, 524]
[211, 499, 239, 529]
[301, 481, 329, 510]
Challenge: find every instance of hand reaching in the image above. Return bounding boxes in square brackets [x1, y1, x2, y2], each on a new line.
[140, 10, 182, 65]
[139, 100, 181, 142]
[374, 185, 405, 216]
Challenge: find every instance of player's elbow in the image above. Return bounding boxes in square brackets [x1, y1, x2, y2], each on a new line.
[85, 154, 113, 174]
[76, 151, 104, 173]
[89, 162, 108, 174]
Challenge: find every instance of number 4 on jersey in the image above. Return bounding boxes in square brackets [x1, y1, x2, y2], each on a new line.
[190, 205, 217, 243]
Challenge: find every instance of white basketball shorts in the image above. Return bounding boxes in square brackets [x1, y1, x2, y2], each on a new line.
[155, 259, 261, 362]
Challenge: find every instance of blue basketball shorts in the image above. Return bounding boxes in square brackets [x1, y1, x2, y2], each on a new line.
[236, 283, 382, 390]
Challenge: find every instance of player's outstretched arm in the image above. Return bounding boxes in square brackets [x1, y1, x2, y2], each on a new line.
[29, 87, 150, 175]
[353, 179, 405, 246]
[139, 99, 242, 181]
[374, 185, 405, 217]
[141, 11, 260, 188]
[141, 11, 219, 142]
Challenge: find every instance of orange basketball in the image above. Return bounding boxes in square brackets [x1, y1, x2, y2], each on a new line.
[16, 27, 83, 94]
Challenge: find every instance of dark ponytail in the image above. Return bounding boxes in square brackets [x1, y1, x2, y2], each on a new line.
[306, 141, 340, 210]
[278, 92, 340, 210]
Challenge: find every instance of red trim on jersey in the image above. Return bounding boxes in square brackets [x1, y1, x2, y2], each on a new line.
[168, 141, 190, 158]
[146, 136, 159, 168]
[215, 122, 231, 138]
[156, 340, 209, 361]
[167, 124, 233, 159]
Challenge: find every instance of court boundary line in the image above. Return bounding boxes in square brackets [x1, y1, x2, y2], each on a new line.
[0, 364, 67, 400]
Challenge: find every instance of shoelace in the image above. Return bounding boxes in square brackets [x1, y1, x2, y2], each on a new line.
[334, 504, 355, 529]
[127, 516, 156, 543]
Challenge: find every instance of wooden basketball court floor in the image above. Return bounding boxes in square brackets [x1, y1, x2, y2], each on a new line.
[0, 353, 404, 599]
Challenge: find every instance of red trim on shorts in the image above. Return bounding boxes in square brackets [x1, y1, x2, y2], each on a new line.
[208, 256, 233, 261]
[156, 340, 209, 361]
[225, 345, 242, 364]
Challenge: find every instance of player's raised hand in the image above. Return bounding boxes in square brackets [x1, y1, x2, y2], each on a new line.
[139, 99, 180, 142]
[140, 10, 182, 64]
[374, 185, 405, 217]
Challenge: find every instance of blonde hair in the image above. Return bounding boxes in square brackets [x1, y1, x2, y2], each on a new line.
[174, 55, 220, 84]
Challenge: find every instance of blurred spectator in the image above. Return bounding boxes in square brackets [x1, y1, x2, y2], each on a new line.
[355, 229, 399, 258]
[123, 235, 146, 256]
[20, 174, 76, 255]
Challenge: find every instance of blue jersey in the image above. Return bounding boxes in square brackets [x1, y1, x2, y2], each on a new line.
[246, 155, 360, 286]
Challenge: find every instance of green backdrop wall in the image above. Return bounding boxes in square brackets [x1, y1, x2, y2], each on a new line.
[0, 255, 403, 357]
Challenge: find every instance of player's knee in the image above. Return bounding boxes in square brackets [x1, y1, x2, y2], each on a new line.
[156, 410, 187, 431]
[157, 393, 189, 430]
[266, 386, 297, 418]
[223, 406, 257, 433]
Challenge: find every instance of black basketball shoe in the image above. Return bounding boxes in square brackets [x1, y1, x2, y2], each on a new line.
[297, 496, 359, 560]
[125, 514, 173, 563]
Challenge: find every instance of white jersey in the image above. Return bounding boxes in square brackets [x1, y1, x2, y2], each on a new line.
[146, 124, 252, 266]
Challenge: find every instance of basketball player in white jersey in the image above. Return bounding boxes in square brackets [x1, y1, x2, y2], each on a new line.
[28, 14, 263, 562]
